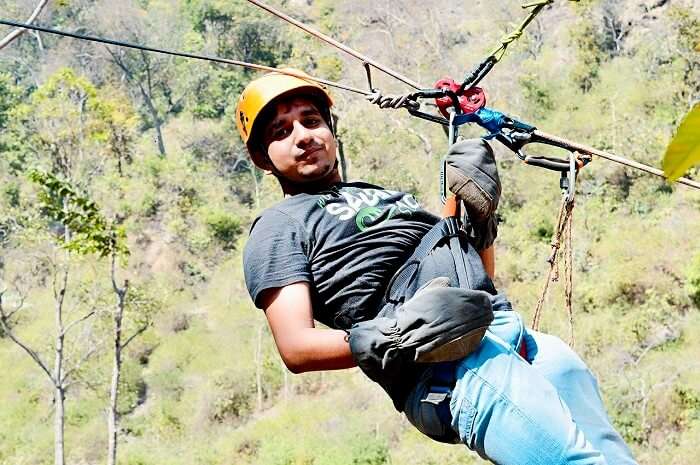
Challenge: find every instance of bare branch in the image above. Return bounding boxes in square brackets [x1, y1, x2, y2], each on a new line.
[121, 322, 149, 351]
[0, 314, 55, 384]
[0, 283, 27, 321]
[0, 0, 50, 51]
[61, 343, 100, 386]
[60, 310, 96, 338]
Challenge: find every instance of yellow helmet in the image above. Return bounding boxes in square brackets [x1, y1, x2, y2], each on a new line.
[235, 69, 333, 168]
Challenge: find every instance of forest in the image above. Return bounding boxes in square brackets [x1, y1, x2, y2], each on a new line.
[0, 0, 699, 464]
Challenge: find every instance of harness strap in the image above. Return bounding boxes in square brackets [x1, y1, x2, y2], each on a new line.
[446, 218, 472, 289]
[385, 217, 464, 303]
[420, 361, 459, 443]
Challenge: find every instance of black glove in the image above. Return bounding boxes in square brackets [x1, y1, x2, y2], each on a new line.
[348, 277, 494, 395]
[445, 138, 501, 250]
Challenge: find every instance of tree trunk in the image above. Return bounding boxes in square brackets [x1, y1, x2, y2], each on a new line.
[54, 312, 65, 465]
[141, 55, 166, 157]
[108, 254, 127, 465]
[249, 163, 260, 208]
[107, 309, 122, 465]
[137, 84, 166, 157]
[280, 358, 289, 402]
[53, 204, 70, 465]
[54, 278, 67, 465]
[337, 136, 348, 182]
[332, 114, 348, 181]
[54, 384, 65, 465]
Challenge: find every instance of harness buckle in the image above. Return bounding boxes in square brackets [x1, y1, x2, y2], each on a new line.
[421, 386, 451, 405]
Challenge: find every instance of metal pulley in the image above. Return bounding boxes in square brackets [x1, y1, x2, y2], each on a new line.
[433, 77, 486, 118]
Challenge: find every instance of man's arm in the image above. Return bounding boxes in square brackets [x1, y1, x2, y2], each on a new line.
[259, 282, 356, 374]
[479, 245, 495, 279]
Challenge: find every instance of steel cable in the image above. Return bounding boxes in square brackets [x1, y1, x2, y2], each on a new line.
[246, 0, 424, 90]
[0, 18, 372, 96]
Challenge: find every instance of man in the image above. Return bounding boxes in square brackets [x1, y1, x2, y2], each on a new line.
[238, 70, 638, 465]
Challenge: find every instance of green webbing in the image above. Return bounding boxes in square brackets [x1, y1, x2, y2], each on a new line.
[487, 0, 554, 62]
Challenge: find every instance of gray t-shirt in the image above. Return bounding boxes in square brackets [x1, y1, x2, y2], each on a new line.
[244, 182, 441, 328]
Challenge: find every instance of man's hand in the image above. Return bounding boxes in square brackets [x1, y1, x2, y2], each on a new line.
[260, 282, 356, 373]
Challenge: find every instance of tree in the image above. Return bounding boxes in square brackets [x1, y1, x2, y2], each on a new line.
[2, 68, 137, 179]
[23, 170, 152, 465]
[0, 0, 50, 51]
[95, 0, 194, 157]
[0, 170, 108, 465]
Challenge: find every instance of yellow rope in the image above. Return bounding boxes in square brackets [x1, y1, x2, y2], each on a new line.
[488, 0, 554, 62]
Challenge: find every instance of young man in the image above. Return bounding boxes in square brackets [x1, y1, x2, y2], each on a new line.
[238, 70, 638, 465]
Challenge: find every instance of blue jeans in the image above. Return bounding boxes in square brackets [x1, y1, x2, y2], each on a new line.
[405, 310, 638, 465]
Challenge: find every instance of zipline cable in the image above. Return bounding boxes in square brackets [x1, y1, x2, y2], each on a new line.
[0, 18, 372, 96]
[532, 130, 700, 190]
[246, 0, 424, 90]
[1, 20, 697, 190]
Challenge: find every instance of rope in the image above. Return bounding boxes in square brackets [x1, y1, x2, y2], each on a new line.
[3, 19, 697, 192]
[532, 195, 568, 330]
[246, 0, 424, 90]
[459, 0, 557, 91]
[531, 154, 577, 346]
[564, 202, 574, 346]
[0, 19, 372, 96]
[0, 0, 49, 51]
[488, 0, 552, 62]
[365, 92, 420, 110]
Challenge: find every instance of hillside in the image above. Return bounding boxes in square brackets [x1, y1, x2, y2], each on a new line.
[1, 1, 699, 464]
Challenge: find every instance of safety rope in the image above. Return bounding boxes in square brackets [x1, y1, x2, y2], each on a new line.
[0, 19, 372, 97]
[532, 153, 578, 346]
[458, 0, 562, 92]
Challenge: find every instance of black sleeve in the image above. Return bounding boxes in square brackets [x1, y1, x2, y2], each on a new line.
[243, 209, 312, 309]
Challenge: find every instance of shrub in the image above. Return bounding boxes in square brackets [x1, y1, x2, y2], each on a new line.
[205, 211, 242, 249]
[686, 253, 700, 308]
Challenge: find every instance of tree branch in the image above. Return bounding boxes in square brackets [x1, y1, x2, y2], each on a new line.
[121, 322, 149, 351]
[61, 343, 100, 386]
[0, 0, 50, 51]
[60, 310, 96, 338]
[0, 309, 55, 384]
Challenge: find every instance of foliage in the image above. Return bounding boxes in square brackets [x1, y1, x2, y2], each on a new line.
[662, 104, 700, 181]
[204, 209, 243, 249]
[687, 253, 700, 309]
[28, 169, 129, 258]
[0, 72, 23, 132]
[2, 68, 137, 177]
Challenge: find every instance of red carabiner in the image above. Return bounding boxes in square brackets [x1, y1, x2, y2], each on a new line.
[433, 77, 486, 118]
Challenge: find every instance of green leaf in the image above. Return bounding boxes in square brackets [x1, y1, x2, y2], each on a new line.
[663, 104, 700, 181]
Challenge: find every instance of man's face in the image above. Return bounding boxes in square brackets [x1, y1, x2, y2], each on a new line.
[261, 96, 338, 184]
